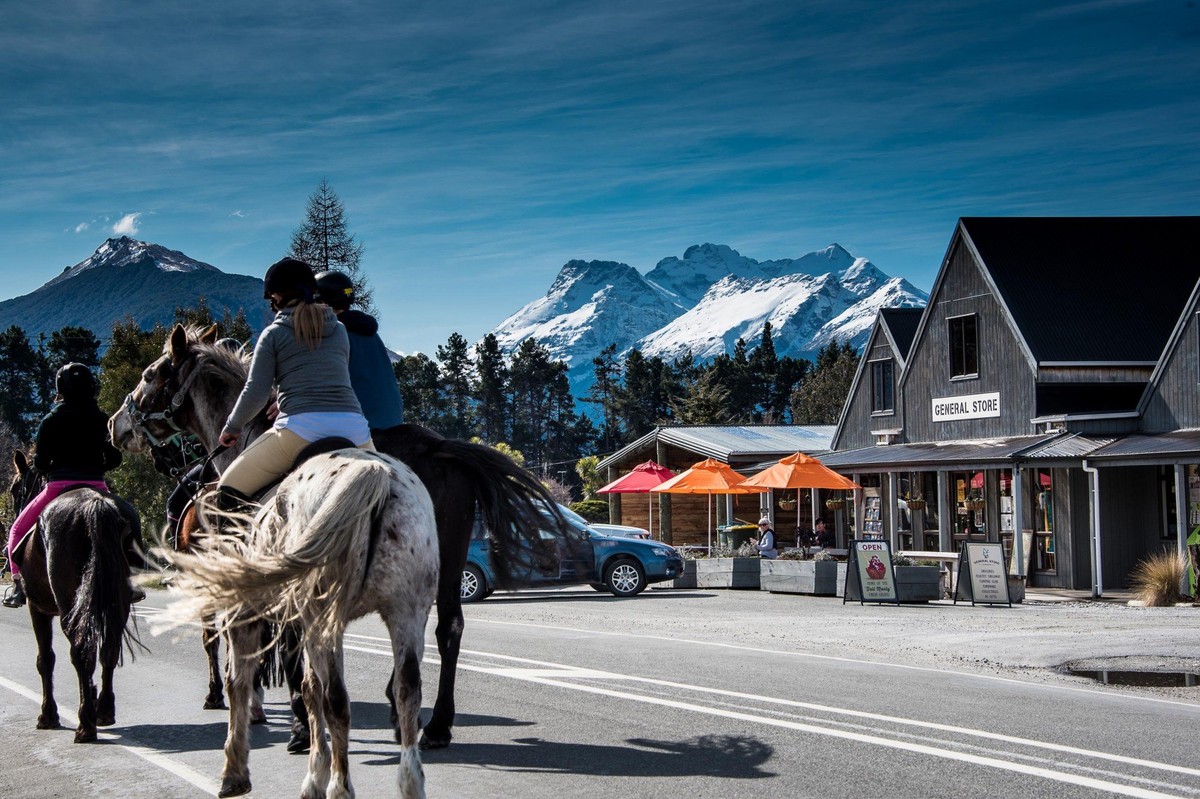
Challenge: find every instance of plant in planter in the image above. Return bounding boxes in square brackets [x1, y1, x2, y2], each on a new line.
[778, 497, 797, 511]
[892, 553, 942, 602]
[963, 495, 986, 511]
[762, 547, 845, 595]
[694, 542, 761, 589]
[825, 496, 846, 511]
[905, 496, 927, 511]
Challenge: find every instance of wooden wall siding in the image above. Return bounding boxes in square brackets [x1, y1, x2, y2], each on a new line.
[1142, 312, 1200, 432]
[836, 325, 900, 451]
[1064, 417, 1141, 436]
[901, 240, 1037, 442]
[1098, 466, 1163, 589]
[1038, 365, 1155, 383]
[1064, 468, 1092, 591]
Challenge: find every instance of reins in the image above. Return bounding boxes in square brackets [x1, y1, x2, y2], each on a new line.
[120, 355, 207, 450]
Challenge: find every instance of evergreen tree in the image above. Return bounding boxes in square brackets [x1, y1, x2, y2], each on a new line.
[790, 339, 858, 424]
[0, 326, 47, 441]
[173, 295, 254, 345]
[670, 368, 732, 425]
[584, 344, 622, 452]
[747, 322, 779, 421]
[436, 332, 475, 438]
[289, 178, 373, 313]
[507, 337, 593, 471]
[393, 353, 443, 428]
[473, 333, 509, 443]
[46, 326, 101, 371]
[614, 349, 669, 439]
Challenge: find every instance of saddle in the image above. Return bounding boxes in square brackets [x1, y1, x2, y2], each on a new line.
[177, 437, 357, 551]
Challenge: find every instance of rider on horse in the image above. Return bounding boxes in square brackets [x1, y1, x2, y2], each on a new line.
[4, 364, 142, 608]
[213, 258, 374, 519]
[314, 269, 405, 432]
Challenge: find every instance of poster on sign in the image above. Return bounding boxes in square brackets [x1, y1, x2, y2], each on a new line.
[955, 542, 1012, 606]
[844, 539, 899, 604]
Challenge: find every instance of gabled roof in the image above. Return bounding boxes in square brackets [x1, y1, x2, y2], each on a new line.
[597, 424, 835, 470]
[830, 317, 900, 451]
[878, 307, 923, 363]
[1137, 276, 1200, 416]
[961, 217, 1200, 363]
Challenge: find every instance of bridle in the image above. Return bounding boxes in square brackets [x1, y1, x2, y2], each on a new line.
[121, 353, 209, 477]
[11, 467, 42, 515]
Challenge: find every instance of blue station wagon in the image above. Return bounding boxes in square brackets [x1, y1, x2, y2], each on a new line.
[460, 505, 684, 602]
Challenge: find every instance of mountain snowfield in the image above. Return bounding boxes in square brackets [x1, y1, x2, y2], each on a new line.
[45, 237, 220, 288]
[489, 242, 928, 394]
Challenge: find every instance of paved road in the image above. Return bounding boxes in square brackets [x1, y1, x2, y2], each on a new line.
[1, 586, 1198, 798]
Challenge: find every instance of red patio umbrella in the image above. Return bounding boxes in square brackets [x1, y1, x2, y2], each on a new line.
[596, 460, 676, 538]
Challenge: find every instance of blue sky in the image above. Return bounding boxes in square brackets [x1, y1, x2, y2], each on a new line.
[2, 0, 1198, 355]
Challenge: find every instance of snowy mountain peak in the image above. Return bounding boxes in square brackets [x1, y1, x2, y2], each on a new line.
[46, 236, 220, 289]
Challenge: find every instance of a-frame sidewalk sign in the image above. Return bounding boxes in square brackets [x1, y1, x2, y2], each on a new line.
[843, 539, 899, 605]
[954, 541, 1012, 606]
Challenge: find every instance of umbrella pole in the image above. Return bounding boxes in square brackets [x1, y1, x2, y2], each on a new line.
[648, 493, 653, 540]
[707, 494, 712, 553]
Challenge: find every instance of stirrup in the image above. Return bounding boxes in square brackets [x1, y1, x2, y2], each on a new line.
[3, 581, 26, 609]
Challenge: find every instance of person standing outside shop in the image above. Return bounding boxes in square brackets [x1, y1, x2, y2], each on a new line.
[751, 515, 778, 559]
[815, 518, 834, 548]
[314, 271, 404, 432]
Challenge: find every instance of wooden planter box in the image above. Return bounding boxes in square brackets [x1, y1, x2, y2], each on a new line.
[695, 557, 761, 589]
[895, 565, 942, 603]
[659, 560, 697, 589]
[1007, 575, 1025, 604]
[760, 559, 847, 596]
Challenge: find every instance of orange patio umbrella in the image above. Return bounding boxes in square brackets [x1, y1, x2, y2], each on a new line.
[742, 452, 860, 543]
[651, 458, 767, 551]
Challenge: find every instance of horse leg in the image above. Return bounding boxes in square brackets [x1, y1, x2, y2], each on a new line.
[300, 640, 332, 799]
[284, 623, 311, 754]
[320, 643, 353, 799]
[418, 571, 464, 750]
[68, 635, 98, 743]
[203, 616, 227, 710]
[218, 624, 258, 798]
[384, 612, 426, 799]
[30, 607, 59, 729]
[96, 654, 117, 727]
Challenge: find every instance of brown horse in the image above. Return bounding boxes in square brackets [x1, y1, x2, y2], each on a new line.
[109, 324, 560, 752]
[9, 451, 142, 743]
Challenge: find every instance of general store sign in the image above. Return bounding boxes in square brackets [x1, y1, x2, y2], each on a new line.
[932, 391, 1001, 422]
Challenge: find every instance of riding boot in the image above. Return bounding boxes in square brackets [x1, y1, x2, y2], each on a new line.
[214, 486, 255, 536]
[3, 577, 26, 609]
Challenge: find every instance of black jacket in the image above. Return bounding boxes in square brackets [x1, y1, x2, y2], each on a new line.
[32, 401, 122, 481]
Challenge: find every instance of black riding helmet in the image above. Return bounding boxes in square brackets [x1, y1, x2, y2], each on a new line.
[314, 270, 355, 310]
[56, 362, 97, 402]
[263, 258, 318, 304]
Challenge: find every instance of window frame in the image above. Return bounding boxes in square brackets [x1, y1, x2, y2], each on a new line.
[869, 358, 895, 415]
[948, 313, 979, 380]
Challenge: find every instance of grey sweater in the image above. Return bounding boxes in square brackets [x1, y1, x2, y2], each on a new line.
[223, 305, 364, 436]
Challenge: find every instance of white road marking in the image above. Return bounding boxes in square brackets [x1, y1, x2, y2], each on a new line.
[0, 674, 220, 797]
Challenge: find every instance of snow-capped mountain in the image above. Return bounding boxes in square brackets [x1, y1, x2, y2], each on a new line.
[0, 237, 270, 341]
[489, 243, 928, 394]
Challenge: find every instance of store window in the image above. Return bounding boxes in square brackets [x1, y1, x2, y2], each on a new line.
[952, 470, 986, 544]
[870, 359, 894, 413]
[949, 314, 978, 379]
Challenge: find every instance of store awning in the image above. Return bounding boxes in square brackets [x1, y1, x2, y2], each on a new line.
[1088, 429, 1200, 466]
[819, 434, 1060, 472]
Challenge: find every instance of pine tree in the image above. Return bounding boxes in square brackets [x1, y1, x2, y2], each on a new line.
[473, 333, 509, 443]
[46, 326, 101, 372]
[437, 332, 475, 438]
[289, 178, 373, 312]
[584, 344, 622, 452]
[393, 353, 443, 428]
[790, 339, 858, 424]
[0, 326, 48, 441]
[614, 349, 669, 439]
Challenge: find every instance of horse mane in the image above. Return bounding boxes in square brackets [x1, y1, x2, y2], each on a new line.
[165, 326, 251, 387]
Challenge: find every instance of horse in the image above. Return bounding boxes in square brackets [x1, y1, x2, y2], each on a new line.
[8, 451, 142, 743]
[163, 446, 439, 799]
[109, 323, 558, 751]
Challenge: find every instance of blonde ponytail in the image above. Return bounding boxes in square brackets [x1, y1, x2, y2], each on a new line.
[289, 301, 327, 351]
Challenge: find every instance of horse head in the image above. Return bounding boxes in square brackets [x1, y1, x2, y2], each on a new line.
[108, 323, 221, 454]
[10, 450, 42, 514]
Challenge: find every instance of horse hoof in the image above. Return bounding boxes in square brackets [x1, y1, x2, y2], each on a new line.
[74, 729, 97, 744]
[287, 730, 311, 754]
[96, 714, 116, 727]
[36, 715, 60, 730]
[204, 698, 227, 710]
[418, 729, 451, 750]
[218, 777, 252, 797]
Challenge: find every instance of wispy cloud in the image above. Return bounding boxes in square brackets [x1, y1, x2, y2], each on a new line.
[230, 210, 247, 218]
[74, 221, 89, 233]
[112, 212, 142, 236]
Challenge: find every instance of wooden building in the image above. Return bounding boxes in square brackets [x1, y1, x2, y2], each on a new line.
[596, 425, 835, 548]
[822, 217, 1200, 594]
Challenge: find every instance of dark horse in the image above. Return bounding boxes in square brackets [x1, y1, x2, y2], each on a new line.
[9, 451, 142, 743]
[109, 324, 558, 751]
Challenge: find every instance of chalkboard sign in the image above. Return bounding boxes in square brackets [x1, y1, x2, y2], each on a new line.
[844, 539, 899, 604]
[955, 542, 1012, 606]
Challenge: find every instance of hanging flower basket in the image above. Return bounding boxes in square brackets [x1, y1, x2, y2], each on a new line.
[906, 498, 927, 511]
[964, 498, 986, 511]
[825, 498, 846, 511]
[778, 498, 797, 511]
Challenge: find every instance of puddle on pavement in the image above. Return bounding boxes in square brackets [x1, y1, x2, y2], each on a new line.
[1069, 669, 1200, 687]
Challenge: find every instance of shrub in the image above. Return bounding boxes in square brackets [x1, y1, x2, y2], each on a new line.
[778, 548, 806, 561]
[569, 498, 609, 523]
[1130, 551, 1187, 607]
[891, 553, 914, 566]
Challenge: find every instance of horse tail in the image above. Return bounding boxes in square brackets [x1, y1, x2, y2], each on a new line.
[162, 452, 400, 646]
[407, 430, 563, 587]
[63, 493, 137, 667]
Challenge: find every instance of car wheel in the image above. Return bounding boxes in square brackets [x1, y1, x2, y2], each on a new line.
[604, 558, 646, 597]
[461, 564, 488, 603]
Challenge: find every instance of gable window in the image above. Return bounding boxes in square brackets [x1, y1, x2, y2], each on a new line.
[870, 359, 894, 413]
[949, 314, 978, 379]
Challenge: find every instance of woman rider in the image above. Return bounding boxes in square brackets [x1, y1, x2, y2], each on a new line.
[214, 258, 372, 516]
[4, 364, 135, 608]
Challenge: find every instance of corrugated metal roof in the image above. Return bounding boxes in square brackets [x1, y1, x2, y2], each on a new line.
[819, 434, 1058, 470]
[1090, 429, 1200, 462]
[597, 425, 836, 470]
[962, 217, 1200, 363]
[1019, 433, 1116, 460]
[880, 307, 923, 360]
